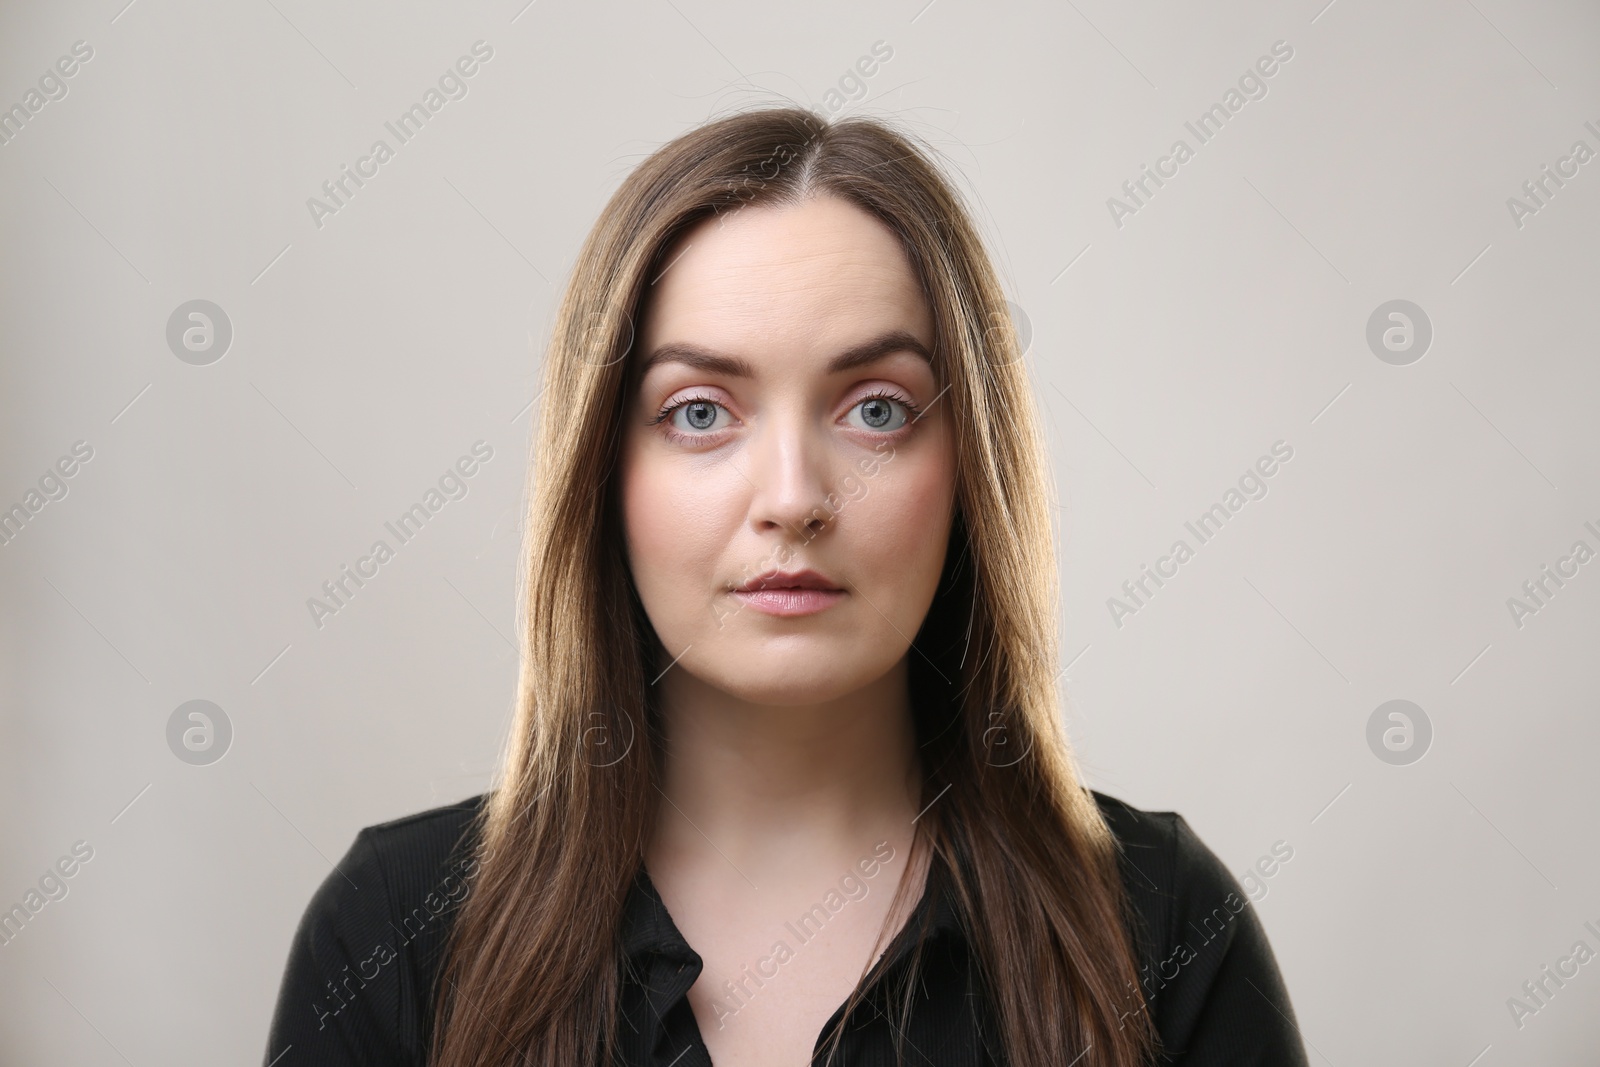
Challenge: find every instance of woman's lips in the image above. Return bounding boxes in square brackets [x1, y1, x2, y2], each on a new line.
[729, 587, 845, 617]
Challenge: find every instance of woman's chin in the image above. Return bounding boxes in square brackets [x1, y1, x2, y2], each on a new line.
[694, 659, 881, 709]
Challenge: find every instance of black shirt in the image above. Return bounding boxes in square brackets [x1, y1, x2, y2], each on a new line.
[262, 791, 1310, 1066]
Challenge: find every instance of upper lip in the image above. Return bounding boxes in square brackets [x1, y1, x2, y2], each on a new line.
[736, 568, 842, 592]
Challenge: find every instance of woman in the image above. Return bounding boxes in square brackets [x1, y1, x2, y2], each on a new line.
[264, 106, 1309, 1067]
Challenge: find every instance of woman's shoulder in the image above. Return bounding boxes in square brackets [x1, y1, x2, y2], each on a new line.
[261, 794, 491, 1067]
[355, 791, 490, 874]
[1087, 789, 1310, 1065]
[319, 791, 492, 961]
[1091, 789, 1232, 909]
[1088, 787, 1256, 959]
[324, 792, 491, 924]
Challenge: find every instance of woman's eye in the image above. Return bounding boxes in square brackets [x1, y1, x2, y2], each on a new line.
[664, 398, 729, 435]
[848, 393, 917, 433]
[655, 392, 919, 441]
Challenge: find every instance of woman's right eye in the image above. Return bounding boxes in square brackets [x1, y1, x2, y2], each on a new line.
[652, 396, 731, 440]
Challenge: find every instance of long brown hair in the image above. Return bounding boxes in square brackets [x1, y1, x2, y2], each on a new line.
[427, 105, 1159, 1067]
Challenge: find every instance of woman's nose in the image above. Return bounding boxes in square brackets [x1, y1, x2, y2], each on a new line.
[742, 413, 834, 536]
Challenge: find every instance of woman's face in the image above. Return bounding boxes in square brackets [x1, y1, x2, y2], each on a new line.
[618, 193, 957, 708]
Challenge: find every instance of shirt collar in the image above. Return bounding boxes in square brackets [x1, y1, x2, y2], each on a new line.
[620, 855, 965, 966]
[620, 865, 699, 965]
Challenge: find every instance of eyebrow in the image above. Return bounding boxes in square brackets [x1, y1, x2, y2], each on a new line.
[635, 329, 933, 379]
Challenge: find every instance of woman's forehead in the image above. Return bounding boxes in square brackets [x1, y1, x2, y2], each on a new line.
[640, 199, 929, 347]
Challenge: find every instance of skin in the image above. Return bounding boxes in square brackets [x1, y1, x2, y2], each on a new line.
[617, 193, 958, 1064]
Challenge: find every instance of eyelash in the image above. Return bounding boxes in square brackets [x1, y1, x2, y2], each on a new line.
[649, 389, 922, 445]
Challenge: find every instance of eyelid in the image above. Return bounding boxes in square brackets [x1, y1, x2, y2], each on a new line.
[854, 384, 917, 407]
[649, 387, 735, 426]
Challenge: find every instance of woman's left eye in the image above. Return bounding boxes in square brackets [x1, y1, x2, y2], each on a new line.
[847, 392, 919, 433]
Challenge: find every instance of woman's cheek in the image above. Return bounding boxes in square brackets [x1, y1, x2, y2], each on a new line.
[621, 456, 682, 597]
[626, 466, 731, 628]
[870, 453, 952, 545]
[878, 456, 956, 610]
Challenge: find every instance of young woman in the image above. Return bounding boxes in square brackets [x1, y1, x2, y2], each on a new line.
[264, 106, 1310, 1067]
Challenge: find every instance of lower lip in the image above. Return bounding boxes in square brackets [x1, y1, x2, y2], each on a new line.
[731, 588, 845, 617]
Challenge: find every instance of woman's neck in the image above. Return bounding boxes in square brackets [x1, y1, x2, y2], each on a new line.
[647, 659, 924, 875]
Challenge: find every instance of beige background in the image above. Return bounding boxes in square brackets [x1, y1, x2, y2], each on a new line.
[1, 0, 1597, 1063]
